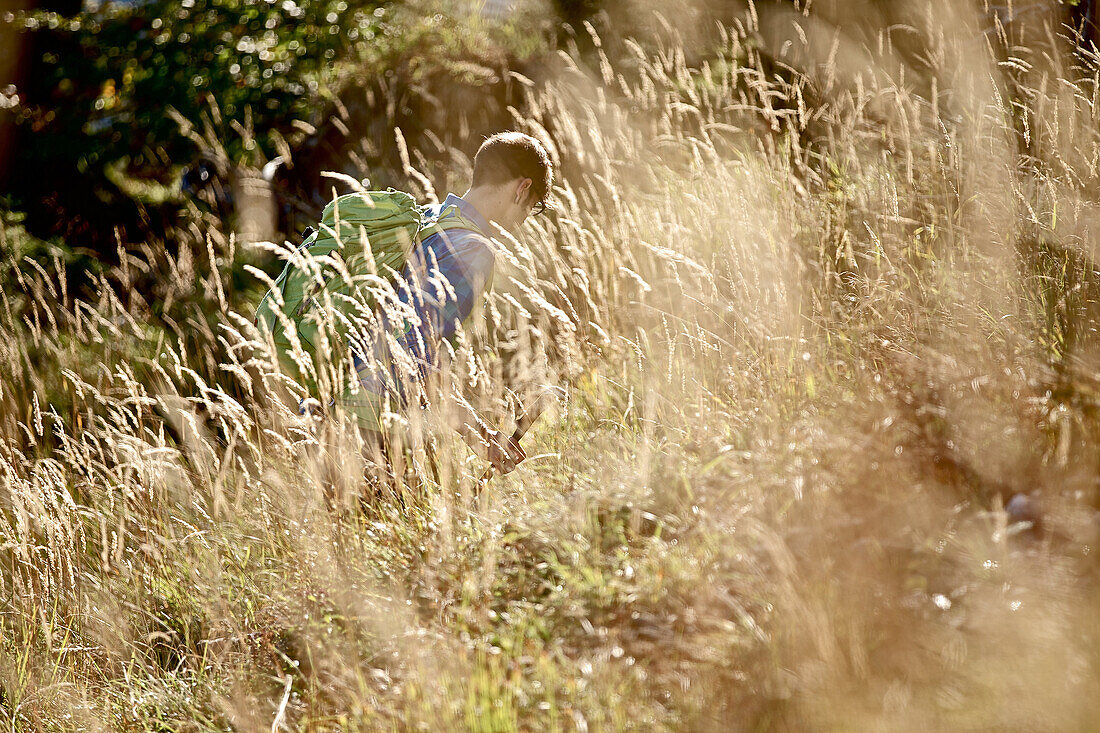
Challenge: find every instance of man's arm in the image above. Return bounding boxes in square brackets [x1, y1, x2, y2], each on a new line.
[385, 229, 524, 473]
[452, 396, 526, 475]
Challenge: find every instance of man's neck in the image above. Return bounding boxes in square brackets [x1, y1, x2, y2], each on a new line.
[462, 186, 504, 227]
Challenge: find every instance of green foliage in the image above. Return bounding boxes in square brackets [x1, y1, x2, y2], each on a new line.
[0, 203, 102, 285]
[11, 0, 387, 182]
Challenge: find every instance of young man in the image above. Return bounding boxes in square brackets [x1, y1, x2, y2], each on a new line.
[338, 131, 553, 476]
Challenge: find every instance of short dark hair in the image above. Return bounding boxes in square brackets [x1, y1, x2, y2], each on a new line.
[472, 132, 553, 209]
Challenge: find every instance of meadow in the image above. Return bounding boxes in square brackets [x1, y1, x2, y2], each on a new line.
[2, 1, 1100, 730]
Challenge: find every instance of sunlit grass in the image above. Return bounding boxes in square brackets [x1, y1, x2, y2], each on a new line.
[2, 1, 1100, 730]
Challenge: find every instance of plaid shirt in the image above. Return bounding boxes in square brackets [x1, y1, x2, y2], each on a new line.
[339, 193, 496, 426]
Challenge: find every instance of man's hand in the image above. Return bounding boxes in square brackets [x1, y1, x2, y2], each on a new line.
[485, 429, 526, 475]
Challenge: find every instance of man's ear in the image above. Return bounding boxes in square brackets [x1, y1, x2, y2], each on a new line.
[514, 178, 533, 204]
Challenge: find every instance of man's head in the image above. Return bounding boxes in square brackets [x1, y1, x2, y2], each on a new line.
[467, 132, 553, 230]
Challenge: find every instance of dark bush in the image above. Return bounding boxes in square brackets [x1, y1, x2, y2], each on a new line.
[4, 0, 388, 243]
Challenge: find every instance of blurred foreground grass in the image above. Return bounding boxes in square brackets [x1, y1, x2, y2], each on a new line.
[3, 2, 1100, 730]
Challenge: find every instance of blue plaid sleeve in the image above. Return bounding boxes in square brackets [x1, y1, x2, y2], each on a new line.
[397, 228, 496, 374]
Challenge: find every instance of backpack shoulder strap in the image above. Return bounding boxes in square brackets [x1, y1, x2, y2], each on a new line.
[420, 202, 485, 240]
[418, 202, 497, 291]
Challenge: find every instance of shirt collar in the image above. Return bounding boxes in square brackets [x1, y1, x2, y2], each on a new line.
[441, 193, 492, 236]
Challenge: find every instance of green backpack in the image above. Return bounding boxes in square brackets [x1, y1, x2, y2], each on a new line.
[254, 188, 480, 385]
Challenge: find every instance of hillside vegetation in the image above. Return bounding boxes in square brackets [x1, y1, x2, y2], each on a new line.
[2, 1, 1100, 730]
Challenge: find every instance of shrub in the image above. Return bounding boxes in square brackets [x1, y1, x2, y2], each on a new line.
[5, 0, 388, 240]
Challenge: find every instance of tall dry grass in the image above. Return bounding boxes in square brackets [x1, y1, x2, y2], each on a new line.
[2, 0, 1100, 729]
